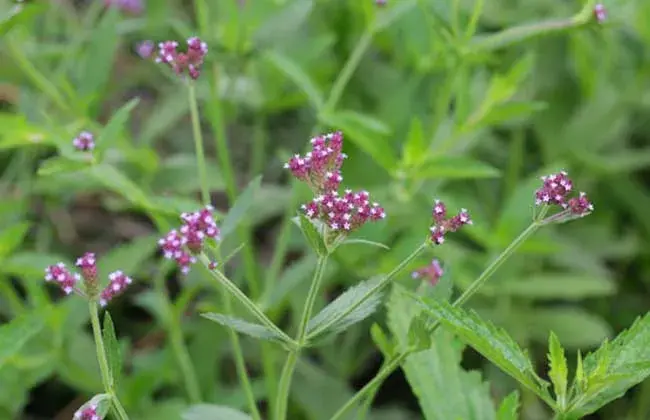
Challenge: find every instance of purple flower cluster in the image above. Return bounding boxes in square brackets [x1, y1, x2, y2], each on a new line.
[73, 131, 95, 152]
[535, 171, 594, 220]
[429, 200, 472, 245]
[155, 37, 208, 80]
[412, 259, 444, 286]
[44, 253, 133, 306]
[158, 206, 220, 274]
[286, 132, 385, 237]
[594, 3, 607, 23]
[74, 404, 100, 420]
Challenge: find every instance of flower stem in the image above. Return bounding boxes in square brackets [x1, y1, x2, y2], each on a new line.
[88, 301, 130, 420]
[187, 82, 210, 206]
[330, 220, 544, 418]
[307, 242, 427, 340]
[275, 255, 328, 420]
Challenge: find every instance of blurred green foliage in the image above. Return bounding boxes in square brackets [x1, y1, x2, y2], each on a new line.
[1, 0, 650, 418]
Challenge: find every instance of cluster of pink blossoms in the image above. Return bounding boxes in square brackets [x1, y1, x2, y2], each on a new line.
[74, 404, 100, 420]
[158, 206, 220, 274]
[412, 259, 444, 286]
[429, 200, 472, 245]
[73, 131, 95, 152]
[155, 37, 208, 80]
[44, 252, 132, 307]
[286, 132, 386, 236]
[535, 171, 594, 221]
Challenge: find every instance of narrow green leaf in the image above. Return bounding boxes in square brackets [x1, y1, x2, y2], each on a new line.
[402, 117, 426, 166]
[318, 110, 397, 172]
[412, 295, 551, 401]
[89, 164, 153, 209]
[0, 2, 46, 36]
[0, 307, 48, 371]
[413, 156, 500, 180]
[264, 51, 324, 110]
[254, 0, 313, 47]
[182, 404, 252, 420]
[575, 350, 585, 392]
[95, 98, 140, 154]
[496, 391, 520, 420]
[201, 313, 284, 342]
[340, 238, 390, 250]
[37, 156, 91, 176]
[306, 277, 383, 339]
[102, 312, 121, 388]
[297, 214, 328, 257]
[568, 313, 650, 416]
[387, 287, 497, 420]
[477, 101, 547, 127]
[370, 323, 394, 357]
[548, 332, 568, 407]
[0, 222, 31, 259]
[220, 175, 262, 240]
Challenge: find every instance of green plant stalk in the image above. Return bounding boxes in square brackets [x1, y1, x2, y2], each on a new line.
[307, 242, 427, 340]
[275, 255, 329, 420]
[153, 264, 202, 403]
[188, 82, 211, 205]
[198, 253, 295, 346]
[331, 218, 545, 418]
[88, 301, 130, 420]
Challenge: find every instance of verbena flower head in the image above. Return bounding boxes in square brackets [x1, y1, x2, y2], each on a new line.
[155, 37, 208, 80]
[285, 131, 346, 194]
[74, 404, 100, 420]
[594, 3, 607, 23]
[73, 131, 95, 152]
[302, 189, 386, 233]
[159, 206, 220, 274]
[412, 259, 444, 286]
[429, 199, 472, 245]
[535, 171, 594, 223]
[135, 40, 155, 59]
[104, 0, 143, 15]
[45, 254, 133, 305]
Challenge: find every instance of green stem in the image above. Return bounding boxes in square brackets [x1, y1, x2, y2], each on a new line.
[275, 255, 329, 420]
[330, 219, 545, 418]
[88, 301, 130, 420]
[188, 82, 211, 206]
[307, 243, 427, 340]
[330, 350, 411, 420]
[198, 254, 295, 346]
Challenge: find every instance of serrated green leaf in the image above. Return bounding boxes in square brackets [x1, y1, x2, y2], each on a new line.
[220, 176, 261, 240]
[37, 156, 91, 176]
[402, 117, 426, 166]
[0, 307, 48, 371]
[412, 156, 500, 180]
[182, 404, 252, 420]
[306, 277, 383, 339]
[102, 311, 121, 388]
[412, 295, 551, 402]
[264, 51, 324, 110]
[495, 274, 616, 300]
[548, 332, 568, 408]
[496, 391, 520, 420]
[95, 98, 140, 154]
[387, 287, 497, 420]
[0, 222, 30, 259]
[568, 313, 650, 416]
[297, 214, 328, 257]
[201, 313, 283, 342]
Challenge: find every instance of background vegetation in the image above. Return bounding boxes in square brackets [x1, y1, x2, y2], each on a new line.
[1, 0, 650, 419]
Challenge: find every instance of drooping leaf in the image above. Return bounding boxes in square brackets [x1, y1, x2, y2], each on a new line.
[412, 295, 551, 401]
[306, 277, 383, 339]
[296, 214, 328, 257]
[94, 98, 140, 154]
[496, 392, 520, 420]
[201, 313, 284, 342]
[264, 51, 324, 110]
[102, 311, 122, 388]
[220, 176, 261, 240]
[548, 332, 568, 407]
[568, 313, 650, 416]
[182, 404, 252, 420]
[0, 307, 48, 371]
[387, 287, 497, 420]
